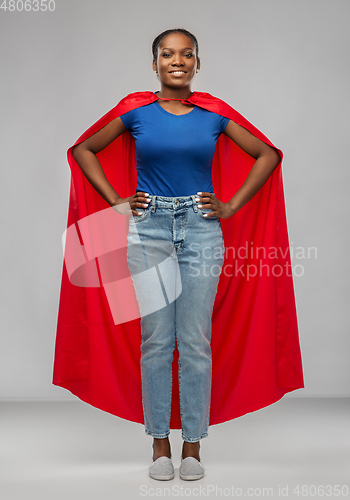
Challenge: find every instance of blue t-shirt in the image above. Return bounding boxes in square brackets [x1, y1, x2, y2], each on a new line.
[119, 94, 230, 197]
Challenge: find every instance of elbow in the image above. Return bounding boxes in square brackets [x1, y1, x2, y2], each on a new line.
[72, 143, 89, 161]
[265, 147, 281, 170]
[71, 144, 80, 161]
[258, 146, 281, 171]
[271, 149, 281, 169]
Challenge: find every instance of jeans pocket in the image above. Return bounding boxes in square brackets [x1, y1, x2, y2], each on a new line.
[132, 204, 151, 223]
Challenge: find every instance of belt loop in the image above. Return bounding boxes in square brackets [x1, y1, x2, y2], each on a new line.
[191, 194, 198, 212]
[151, 195, 156, 213]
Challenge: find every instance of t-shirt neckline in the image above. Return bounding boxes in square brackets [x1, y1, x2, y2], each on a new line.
[153, 92, 198, 117]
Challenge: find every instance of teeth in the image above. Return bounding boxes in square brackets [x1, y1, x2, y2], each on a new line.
[171, 71, 185, 74]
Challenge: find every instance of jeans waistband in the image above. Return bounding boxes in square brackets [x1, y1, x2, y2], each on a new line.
[147, 194, 201, 210]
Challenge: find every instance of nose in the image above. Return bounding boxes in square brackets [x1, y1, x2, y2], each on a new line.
[171, 54, 184, 66]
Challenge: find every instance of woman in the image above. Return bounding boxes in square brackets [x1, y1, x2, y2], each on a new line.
[53, 28, 304, 481]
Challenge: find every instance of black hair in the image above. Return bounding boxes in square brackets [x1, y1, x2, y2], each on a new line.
[152, 28, 199, 61]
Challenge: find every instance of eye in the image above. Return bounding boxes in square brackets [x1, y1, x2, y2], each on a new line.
[162, 53, 171, 57]
[185, 53, 193, 58]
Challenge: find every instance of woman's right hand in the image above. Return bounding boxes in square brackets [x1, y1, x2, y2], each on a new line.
[112, 191, 151, 216]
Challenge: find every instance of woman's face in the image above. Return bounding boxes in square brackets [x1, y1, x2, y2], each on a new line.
[152, 32, 200, 90]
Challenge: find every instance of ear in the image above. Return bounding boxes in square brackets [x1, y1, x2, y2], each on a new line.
[152, 60, 157, 72]
[197, 58, 201, 72]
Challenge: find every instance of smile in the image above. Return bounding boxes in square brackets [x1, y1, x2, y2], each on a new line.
[169, 71, 186, 75]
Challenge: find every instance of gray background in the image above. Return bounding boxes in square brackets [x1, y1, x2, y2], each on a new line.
[1, 0, 349, 399]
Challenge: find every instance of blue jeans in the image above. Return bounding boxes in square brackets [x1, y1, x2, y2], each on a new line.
[126, 194, 225, 442]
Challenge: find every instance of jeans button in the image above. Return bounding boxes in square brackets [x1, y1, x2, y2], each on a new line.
[175, 200, 179, 205]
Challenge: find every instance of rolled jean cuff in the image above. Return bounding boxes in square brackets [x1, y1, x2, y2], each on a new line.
[182, 432, 208, 443]
[145, 429, 170, 439]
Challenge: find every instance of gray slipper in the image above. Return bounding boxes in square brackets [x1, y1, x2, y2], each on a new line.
[179, 456, 205, 480]
[149, 456, 175, 480]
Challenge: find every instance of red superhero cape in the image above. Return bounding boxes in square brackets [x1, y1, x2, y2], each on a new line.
[52, 91, 304, 427]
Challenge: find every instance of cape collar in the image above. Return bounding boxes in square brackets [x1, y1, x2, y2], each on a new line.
[150, 90, 198, 106]
[152, 91, 198, 105]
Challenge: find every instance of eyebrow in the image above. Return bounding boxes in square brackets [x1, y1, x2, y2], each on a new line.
[160, 47, 194, 51]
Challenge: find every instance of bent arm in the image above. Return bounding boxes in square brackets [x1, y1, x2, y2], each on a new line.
[72, 117, 127, 206]
[223, 120, 281, 214]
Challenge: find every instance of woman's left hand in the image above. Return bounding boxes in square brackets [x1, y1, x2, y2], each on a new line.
[195, 192, 235, 219]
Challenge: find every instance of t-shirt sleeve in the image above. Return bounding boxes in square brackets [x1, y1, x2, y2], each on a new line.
[220, 115, 230, 133]
[119, 109, 135, 131]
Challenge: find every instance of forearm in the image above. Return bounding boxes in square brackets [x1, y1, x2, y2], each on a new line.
[228, 154, 279, 214]
[72, 147, 121, 206]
